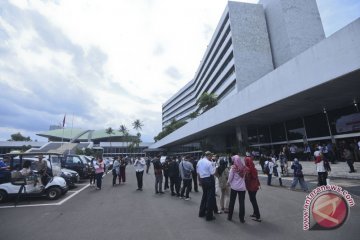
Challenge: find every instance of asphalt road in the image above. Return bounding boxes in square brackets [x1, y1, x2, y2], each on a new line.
[0, 168, 359, 240]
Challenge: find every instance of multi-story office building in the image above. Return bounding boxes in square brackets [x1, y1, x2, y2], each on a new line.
[162, 1, 274, 127]
[153, 0, 360, 156]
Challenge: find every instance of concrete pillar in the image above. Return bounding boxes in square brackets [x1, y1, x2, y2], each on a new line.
[236, 126, 248, 154]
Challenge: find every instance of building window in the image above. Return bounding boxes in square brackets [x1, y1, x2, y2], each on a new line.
[270, 123, 286, 142]
[247, 127, 258, 144]
[304, 113, 330, 138]
[286, 118, 306, 140]
[328, 105, 360, 135]
[258, 126, 270, 143]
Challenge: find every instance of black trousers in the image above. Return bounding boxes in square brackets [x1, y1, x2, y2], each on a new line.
[136, 171, 144, 189]
[267, 174, 272, 185]
[318, 172, 328, 186]
[347, 160, 355, 172]
[228, 189, 246, 221]
[170, 176, 180, 195]
[192, 172, 198, 191]
[248, 191, 260, 219]
[181, 179, 192, 198]
[164, 173, 169, 189]
[199, 176, 216, 220]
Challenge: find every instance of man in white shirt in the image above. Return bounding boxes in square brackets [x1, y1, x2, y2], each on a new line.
[197, 151, 216, 221]
[134, 157, 146, 191]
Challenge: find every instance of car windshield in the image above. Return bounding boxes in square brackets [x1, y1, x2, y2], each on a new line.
[79, 155, 90, 164]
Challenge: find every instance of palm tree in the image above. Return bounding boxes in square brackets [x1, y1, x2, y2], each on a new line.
[119, 124, 129, 155]
[197, 92, 218, 113]
[132, 119, 143, 148]
[132, 119, 143, 132]
[105, 127, 114, 154]
[188, 111, 199, 120]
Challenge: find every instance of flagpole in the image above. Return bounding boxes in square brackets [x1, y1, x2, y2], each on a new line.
[70, 113, 74, 142]
[69, 113, 74, 154]
[61, 113, 66, 149]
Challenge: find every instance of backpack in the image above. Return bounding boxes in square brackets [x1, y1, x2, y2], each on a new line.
[264, 162, 270, 174]
[182, 162, 192, 178]
[323, 159, 331, 172]
[294, 167, 304, 178]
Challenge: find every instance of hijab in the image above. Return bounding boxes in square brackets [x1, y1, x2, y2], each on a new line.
[244, 156, 257, 177]
[217, 158, 227, 176]
[231, 155, 248, 178]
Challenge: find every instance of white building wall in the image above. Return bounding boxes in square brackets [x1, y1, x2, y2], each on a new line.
[260, 0, 325, 67]
[228, 1, 274, 91]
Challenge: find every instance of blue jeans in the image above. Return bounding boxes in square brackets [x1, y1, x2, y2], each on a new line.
[96, 173, 103, 189]
[267, 174, 272, 185]
[291, 176, 308, 191]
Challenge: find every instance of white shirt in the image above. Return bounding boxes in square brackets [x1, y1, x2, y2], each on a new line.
[358, 141, 360, 150]
[196, 157, 216, 178]
[134, 158, 145, 172]
[265, 160, 275, 174]
[316, 161, 326, 172]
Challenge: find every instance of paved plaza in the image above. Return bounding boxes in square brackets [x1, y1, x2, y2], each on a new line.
[0, 165, 359, 240]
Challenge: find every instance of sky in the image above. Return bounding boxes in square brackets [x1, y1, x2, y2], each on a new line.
[0, 0, 359, 142]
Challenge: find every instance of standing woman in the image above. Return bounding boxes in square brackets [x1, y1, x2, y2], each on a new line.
[95, 157, 105, 190]
[134, 157, 146, 190]
[244, 154, 261, 222]
[215, 158, 230, 213]
[89, 157, 96, 187]
[119, 157, 127, 183]
[227, 155, 248, 223]
[112, 157, 120, 186]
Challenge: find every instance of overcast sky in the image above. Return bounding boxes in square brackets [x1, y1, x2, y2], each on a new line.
[0, 0, 359, 142]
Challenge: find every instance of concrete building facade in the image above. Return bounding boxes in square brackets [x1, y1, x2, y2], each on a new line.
[151, 0, 360, 157]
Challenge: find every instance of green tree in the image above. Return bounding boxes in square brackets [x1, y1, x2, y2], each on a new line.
[105, 127, 114, 154]
[188, 111, 199, 120]
[8, 132, 31, 141]
[132, 119, 143, 132]
[197, 92, 218, 113]
[154, 118, 187, 142]
[132, 119, 143, 148]
[119, 124, 130, 154]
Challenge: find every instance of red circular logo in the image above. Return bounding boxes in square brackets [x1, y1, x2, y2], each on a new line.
[311, 192, 348, 229]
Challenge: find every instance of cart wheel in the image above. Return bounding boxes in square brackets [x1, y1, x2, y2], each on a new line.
[46, 187, 61, 200]
[0, 190, 8, 203]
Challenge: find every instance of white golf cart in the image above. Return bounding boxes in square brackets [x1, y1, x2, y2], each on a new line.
[0, 152, 68, 203]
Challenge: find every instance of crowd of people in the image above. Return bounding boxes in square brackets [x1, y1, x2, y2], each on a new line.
[86, 141, 360, 224]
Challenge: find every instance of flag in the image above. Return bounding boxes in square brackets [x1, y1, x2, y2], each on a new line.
[62, 114, 66, 128]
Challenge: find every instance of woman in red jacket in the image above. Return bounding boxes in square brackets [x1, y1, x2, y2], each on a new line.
[245, 154, 261, 222]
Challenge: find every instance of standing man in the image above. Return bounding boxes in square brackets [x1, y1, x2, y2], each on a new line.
[145, 157, 151, 174]
[264, 157, 275, 186]
[190, 156, 199, 192]
[168, 157, 180, 196]
[197, 151, 216, 221]
[153, 155, 164, 194]
[134, 157, 146, 191]
[344, 147, 356, 173]
[37, 155, 48, 186]
[179, 155, 194, 200]
[162, 157, 170, 190]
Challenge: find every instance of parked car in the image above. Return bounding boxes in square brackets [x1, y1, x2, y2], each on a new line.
[61, 155, 91, 179]
[61, 168, 79, 188]
[0, 153, 68, 203]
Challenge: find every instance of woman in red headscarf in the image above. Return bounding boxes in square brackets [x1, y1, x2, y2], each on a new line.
[245, 153, 261, 222]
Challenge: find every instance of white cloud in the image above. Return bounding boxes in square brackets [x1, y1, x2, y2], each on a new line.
[0, 0, 359, 143]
